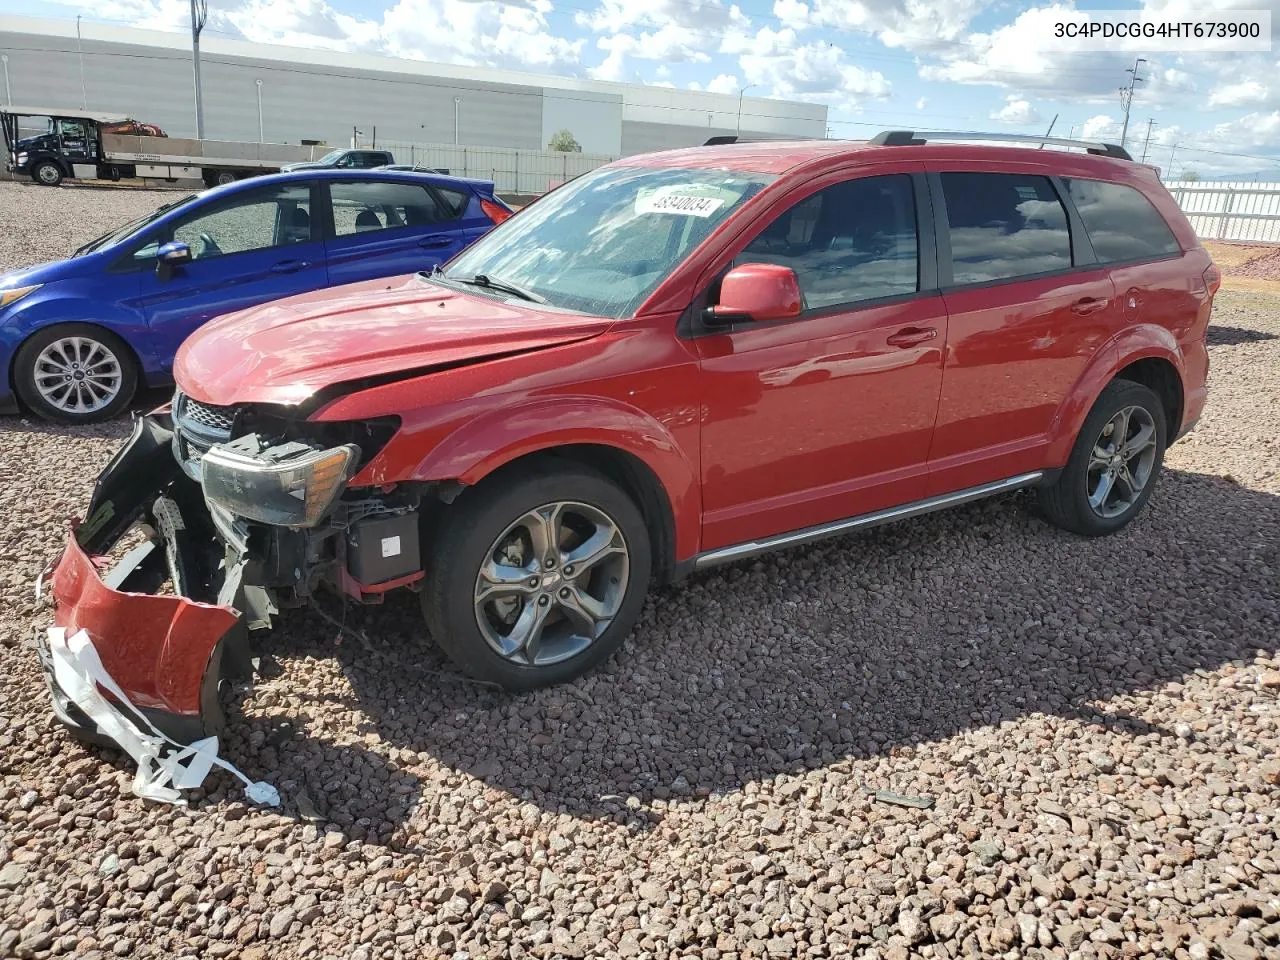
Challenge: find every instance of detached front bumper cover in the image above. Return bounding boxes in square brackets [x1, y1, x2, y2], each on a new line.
[38, 412, 277, 805]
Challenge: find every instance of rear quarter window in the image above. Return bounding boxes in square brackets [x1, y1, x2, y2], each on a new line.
[1064, 179, 1182, 263]
[434, 187, 470, 218]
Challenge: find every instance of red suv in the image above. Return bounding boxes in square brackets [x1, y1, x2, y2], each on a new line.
[42, 131, 1218, 744]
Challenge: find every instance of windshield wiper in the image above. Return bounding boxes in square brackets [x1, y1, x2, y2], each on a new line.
[442, 272, 546, 304]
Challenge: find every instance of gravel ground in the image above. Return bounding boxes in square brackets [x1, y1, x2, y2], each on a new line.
[1, 179, 1279, 960]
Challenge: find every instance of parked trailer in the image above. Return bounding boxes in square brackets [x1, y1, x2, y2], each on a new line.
[2, 105, 328, 188]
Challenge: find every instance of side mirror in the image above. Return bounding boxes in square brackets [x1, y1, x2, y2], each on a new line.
[155, 241, 191, 280]
[705, 262, 802, 327]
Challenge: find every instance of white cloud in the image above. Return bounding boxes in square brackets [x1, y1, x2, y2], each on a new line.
[915, 96, 927, 110]
[381, 0, 583, 72]
[1210, 79, 1270, 107]
[798, 0, 994, 49]
[705, 73, 740, 94]
[1081, 114, 1120, 140]
[719, 25, 889, 110]
[990, 95, 1041, 124]
[575, 0, 749, 34]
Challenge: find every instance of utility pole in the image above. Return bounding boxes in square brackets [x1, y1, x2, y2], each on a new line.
[1140, 118, 1156, 163]
[1118, 57, 1146, 147]
[1167, 142, 1178, 181]
[736, 83, 756, 135]
[454, 96, 461, 145]
[190, 0, 208, 139]
[1, 56, 10, 107]
[255, 79, 263, 142]
[75, 16, 87, 108]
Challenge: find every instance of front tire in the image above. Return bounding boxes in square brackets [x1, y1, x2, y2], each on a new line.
[13, 324, 138, 424]
[1038, 378, 1167, 536]
[422, 463, 652, 690]
[32, 160, 63, 186]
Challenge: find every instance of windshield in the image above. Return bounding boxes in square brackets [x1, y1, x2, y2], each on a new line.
[319, 149, 345, 164]
[441, 165, 776, 318]
[74, 193, 201, 256]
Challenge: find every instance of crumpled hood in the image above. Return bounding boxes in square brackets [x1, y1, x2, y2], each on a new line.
[174, 273, 614, 407]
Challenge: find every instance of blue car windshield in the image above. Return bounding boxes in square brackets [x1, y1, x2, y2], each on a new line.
[75, 194, 201, 256]
[439, 165, 775, 319]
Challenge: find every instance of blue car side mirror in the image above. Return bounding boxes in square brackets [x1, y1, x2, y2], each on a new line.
[157, 241, 192, 265]
[155, 241, 191, 281]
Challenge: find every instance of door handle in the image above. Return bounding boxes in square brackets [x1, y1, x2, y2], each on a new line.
[270, 260, 309, 273]
[1071, 296, 1109, 315]
[418, 235, 454, 249]
[886, 326, 937, 348]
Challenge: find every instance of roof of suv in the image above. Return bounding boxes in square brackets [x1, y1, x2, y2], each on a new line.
[620, 138, 1140, 177]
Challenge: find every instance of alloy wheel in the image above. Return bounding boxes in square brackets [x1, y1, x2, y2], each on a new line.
[1086, 405, 1158, 519]
[33, 336, 124, 416]
[473, 500, 630, 667]
[36, 164, 60, 185]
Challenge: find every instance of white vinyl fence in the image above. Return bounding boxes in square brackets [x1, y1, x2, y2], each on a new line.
[1166, 180, 1280, 244]
[358, 138, 617, 195]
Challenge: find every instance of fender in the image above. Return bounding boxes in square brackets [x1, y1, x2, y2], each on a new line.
[411, 396, 701, 562]
[2, 293, 155, 391]
[1045, 323, 1184, 465]
[27, 151, 72, 177]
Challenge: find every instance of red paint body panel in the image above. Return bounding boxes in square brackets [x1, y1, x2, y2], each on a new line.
[174, 273, 615, 407]
[50, 533, 236, 716]
[169, 140, 1214, 568]
[697, 295, 947, 549]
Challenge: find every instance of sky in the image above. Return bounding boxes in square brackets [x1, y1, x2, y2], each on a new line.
[4, 0, 1280, 177]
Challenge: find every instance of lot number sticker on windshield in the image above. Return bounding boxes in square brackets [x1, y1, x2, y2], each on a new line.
[637, 191, 726, 217]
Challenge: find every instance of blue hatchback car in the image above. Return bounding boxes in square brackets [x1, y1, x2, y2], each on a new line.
[0, 169, 513, 423]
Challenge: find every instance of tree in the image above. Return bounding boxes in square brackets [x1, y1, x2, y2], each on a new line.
[1182, 171, 1201, 182]
[548, 129, 582, 153]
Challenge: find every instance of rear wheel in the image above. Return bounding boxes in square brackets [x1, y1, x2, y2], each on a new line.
[14, 324, 138, 424]
[422, 464, 652, 690]
[32, 160, 63, 186]
[1038, 378, 1167, 536]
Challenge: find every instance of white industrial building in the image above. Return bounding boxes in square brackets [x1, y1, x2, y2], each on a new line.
[0, 14, 828, 160]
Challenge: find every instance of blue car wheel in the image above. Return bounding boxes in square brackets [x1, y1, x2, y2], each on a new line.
[13, 323, 138, 424]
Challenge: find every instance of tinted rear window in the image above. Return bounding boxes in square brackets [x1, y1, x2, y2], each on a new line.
[1065, 178, 1181, 263]
[941, 173, 1072, 285]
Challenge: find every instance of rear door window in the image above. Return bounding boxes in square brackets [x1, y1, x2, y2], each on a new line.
[940, 173, 1072, 285]
[330, 180, 449, 235]
[1064, 178, 1181, 262]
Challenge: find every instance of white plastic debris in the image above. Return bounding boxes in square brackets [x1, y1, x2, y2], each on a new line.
[46, 626, 280, 807]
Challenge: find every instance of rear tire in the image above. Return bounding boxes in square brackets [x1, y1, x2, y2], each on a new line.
[32, 160, 63, 186]
[1038, 378, 1167, 536]
[422, 463, 652, 690]
[14, 324, 138, 424]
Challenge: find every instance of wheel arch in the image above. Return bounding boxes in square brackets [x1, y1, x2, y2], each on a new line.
[465, 443, 681, 585]
[1112, 355, 1183, 439]
[1046, 326, 1186, 465]
[395, 398, 701, 576]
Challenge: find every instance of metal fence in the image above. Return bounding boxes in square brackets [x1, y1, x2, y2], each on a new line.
[1166, 180, 1280, 244]
[359, 139, 618, 194]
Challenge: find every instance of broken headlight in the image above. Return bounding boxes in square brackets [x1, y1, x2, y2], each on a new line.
[201, 436, 360, 528]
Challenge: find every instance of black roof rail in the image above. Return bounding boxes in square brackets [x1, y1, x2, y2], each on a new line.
[868, 129, 1132, 161]
[704, 135, 739, 146]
